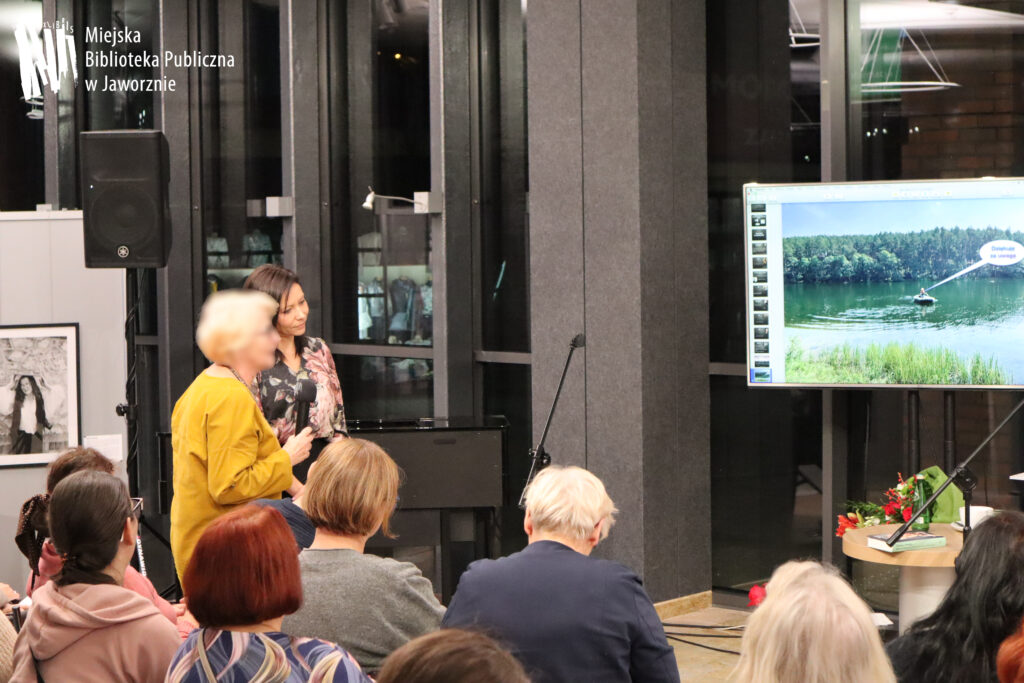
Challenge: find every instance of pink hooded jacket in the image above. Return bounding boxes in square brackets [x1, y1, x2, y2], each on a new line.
[10, 581, 180, 682]
[27, 540, 178, 625]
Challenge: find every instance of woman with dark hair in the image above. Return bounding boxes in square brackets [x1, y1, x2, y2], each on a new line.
[166, 505, 370, 682]
[376, 630, 529, 683]
[14, 446, 177, 623]
[8, 375, 51, 454]
[887, 511, 1024, 682]
[10, 470, 180, 681]
[244, 264, 347, 483]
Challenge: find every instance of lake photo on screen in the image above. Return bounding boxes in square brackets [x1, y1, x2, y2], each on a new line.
[781, 198, 1024, 386]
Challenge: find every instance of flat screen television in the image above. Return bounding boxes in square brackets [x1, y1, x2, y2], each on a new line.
[744, 178, 1024, 389]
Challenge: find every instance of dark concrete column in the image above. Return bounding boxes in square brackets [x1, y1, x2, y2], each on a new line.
[527, 0, 709, 601]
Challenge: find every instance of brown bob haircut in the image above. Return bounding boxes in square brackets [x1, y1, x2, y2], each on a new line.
[304, 438, 401, 538]
[47, 446, 114, 493]
[184, 505, 302, 627]
[377, 629, 529, 683]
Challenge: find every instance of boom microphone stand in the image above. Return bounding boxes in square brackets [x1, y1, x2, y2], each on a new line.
[519, 334, 586, 509]
[887, 395, 1024, 547]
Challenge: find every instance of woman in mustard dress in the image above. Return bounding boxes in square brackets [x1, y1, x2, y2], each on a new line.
[170, 290, 314, 581]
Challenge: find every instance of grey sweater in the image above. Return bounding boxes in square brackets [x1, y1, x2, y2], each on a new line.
[281, 548, 445, 671]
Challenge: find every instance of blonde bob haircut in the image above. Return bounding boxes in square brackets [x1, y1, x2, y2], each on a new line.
[523, 465, 617, 542]
[731, 561, 896, 683]
[195, 290, 278, 365]
[303, 438, 402, 538]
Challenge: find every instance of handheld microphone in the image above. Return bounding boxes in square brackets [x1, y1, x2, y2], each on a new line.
[295, 380, 317, 432]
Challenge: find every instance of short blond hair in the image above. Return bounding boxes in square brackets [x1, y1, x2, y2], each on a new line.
[195, 290, 278, 365]
[304, 438, 402, 538]
[524, 466, 617, 542]
[731, 561, 896, 683]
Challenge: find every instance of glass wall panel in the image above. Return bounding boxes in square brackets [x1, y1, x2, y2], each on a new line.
[0, 0, 45, 210]
[481, 362, 531, 554]
[707, 0, 824, 591]
[81, 0, 158, 131]
[199, 0, 284, 296]
[710, 375, 822, 591]
[848, 1, 1024, 182]
[478, 0, 529, 352]
[332, 1, 433, 348]
[374, 2, 430, 198]
[338, 355, 433, 421]
[708, 0, 821, 363]
[845, 1, 1024, 610]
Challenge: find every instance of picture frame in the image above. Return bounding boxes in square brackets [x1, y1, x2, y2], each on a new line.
[0, 324, 80, 466]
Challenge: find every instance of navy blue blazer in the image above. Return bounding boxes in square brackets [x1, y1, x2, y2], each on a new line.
[442, 541, 680, 683]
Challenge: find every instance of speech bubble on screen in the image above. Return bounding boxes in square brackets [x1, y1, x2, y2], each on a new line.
[980, 240, 1024, 266]
[924, 239, 1024, 293]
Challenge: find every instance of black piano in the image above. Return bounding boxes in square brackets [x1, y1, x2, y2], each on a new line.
[352, 417, 508, 602]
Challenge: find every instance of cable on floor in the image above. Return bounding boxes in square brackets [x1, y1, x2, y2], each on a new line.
[666, 634, 741, 656]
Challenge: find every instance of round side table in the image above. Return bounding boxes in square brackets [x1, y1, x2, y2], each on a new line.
[842, 523, 961, 634]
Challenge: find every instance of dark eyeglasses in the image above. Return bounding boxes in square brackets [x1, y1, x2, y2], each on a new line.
[131, 497, 143, 518]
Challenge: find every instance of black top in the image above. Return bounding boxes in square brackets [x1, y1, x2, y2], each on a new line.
[253, 497, 316, 549]
[442, 541, 679, 683]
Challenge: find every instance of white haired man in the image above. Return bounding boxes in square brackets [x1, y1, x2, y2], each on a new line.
[442, 465, 679, 683]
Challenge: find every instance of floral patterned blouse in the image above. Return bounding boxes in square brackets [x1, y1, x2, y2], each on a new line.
[257, 337, 347, 445]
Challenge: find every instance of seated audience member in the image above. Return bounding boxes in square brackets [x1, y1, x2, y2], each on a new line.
[254, 464, 317, 549]
[11, 471, 180, 681]
[1000, 623, 1024, 683]
[281, 439, 444, 672]
[0, 608, 15, 683]
[167, 505, 369, 683]
[0, 582, 18, 682]
[0, 584, 17, 612]
[376, 629, 529, 683]
[442, 465, 679, 683]
[13, 446, 177, 624]
[731, 561, 895, 683]
[887, 511, 1024, 683]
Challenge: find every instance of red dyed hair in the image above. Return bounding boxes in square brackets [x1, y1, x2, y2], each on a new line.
[184, 505, 302, 627]
[999, 624, 1024, 683]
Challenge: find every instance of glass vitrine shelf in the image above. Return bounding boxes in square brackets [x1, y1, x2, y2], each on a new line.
[355, 209, 433, 346]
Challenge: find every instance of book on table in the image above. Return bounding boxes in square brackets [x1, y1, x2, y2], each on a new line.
[866, 531, 947, 553]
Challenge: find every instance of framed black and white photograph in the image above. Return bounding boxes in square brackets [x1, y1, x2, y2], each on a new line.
[0, 324, 80, 466]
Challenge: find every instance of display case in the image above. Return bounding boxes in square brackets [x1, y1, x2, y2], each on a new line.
[355, 207, 433, 345]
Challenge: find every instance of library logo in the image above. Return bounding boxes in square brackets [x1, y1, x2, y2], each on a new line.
[14, 20, 78, 110]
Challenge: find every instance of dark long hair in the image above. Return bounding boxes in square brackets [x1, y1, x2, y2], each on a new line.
[48, 470, 133, 587]
[243, 264, 308, 357]
[896, 511, 1024, 682]
[15, 447, 114, 575]
[11, 375, 50, 440]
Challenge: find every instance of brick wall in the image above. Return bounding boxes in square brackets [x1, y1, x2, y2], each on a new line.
[895, 30, 1024, 179]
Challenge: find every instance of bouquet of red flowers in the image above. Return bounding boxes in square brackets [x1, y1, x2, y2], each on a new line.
[836, 473, 922, 537]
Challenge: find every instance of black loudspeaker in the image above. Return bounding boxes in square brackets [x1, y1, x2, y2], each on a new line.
[80, 130, 171, 268]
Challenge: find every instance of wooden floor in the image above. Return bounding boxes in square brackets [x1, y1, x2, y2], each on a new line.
[667, 606, 749, 681]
